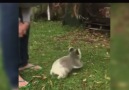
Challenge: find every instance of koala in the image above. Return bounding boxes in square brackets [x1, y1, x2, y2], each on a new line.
[50, 47, 83, 79]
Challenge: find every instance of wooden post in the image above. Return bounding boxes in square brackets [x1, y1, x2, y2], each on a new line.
[47, 3, 51, 20]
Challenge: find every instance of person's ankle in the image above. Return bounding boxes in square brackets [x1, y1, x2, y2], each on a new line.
[19, 63, 28, 68]
[19, 75, 28, 88]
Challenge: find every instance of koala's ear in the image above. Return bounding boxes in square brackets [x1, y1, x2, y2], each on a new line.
[69, 47, 74, 52]
[76, 49, 81, 55]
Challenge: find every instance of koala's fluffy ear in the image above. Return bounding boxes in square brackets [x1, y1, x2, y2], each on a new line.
[76, 48, 81, 55]
[69, 47, 74, 52]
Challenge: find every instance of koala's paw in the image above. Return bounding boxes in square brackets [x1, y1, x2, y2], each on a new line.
[50, 70, 53, 75]
[57, 73, 67, 79]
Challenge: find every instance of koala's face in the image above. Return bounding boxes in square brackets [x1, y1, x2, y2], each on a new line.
[69, 47, 81, 60]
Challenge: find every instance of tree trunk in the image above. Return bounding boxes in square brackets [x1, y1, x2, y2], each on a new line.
[62, 3, 81, 27]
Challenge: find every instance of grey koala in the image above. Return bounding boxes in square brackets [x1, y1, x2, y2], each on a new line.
[50, 47, 83, 79]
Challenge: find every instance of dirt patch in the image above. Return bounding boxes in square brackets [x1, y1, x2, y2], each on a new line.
[54, 29, 110, 49]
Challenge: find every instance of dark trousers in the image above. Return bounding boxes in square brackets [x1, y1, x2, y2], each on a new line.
[19, 27, 30, 68]
[0, 3, 19, 88]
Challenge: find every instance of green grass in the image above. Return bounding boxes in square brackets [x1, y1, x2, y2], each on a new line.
[19, 21, 110, 90]
[0, 50, 10, 90]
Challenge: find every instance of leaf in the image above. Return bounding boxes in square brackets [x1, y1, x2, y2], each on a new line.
[32, 81, 39, 84]
[49, 80, 53, 87]
[42, 74, 47, 80]
[95, 45, 98, 48]
[32, 76, 42, 78]
[41, 84, 46, 90]
[73, 73, 78, 75]
[89, 75, 94, 78]
[104, 74, 110, 80]
[95, 81, 103, 84]
[83, 78, 87, 82]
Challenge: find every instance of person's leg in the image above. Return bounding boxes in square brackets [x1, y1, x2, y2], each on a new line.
[19, 27, 42, 71]
[18, 25, 42, 71]
[0, 3, 19, 89]
[19, 26, 30, 68]
[18, 7, 30, 68]
[18, 7, 42, 71]
[18, 75, 28, 88]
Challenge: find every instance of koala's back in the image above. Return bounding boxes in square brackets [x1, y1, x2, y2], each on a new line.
[51, 56, 73, 75]
[58, 56, 74, 69]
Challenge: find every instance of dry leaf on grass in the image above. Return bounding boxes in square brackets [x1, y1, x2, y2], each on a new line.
[83, 78, 87, 82]
[73, 73, 78, 75]
[104, 74, 110, 80]
[42, 84, 46, 90]
[32, 76, 42, 78]
[94, 81, 103, 84]
[42, 74, 47, 80]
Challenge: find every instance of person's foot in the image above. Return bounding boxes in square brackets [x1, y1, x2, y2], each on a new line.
[19, 63, 42, 71]
[19, 75, 28, 88]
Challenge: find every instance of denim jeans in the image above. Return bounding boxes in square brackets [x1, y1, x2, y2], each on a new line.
[0, 3, 19, 88]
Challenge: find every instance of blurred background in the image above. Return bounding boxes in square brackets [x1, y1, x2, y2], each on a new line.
[31, 3, 110, 30]
[111, 3, 129, 90]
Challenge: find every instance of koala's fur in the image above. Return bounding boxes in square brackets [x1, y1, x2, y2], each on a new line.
[50, 47, 83, 79]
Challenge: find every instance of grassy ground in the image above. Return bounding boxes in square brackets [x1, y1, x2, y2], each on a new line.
[19, 21, 110, 90]
[0, 20, 110, 90]
[0, 3, 110, 89]
[0, 50, 10, 90]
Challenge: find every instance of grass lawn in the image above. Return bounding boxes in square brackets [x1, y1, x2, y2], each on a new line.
[0, 51, 10, 90]
[0, 20, 110, 90]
